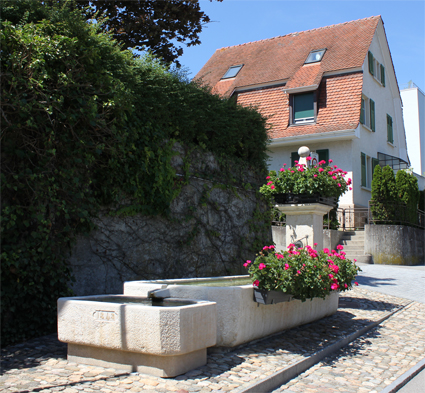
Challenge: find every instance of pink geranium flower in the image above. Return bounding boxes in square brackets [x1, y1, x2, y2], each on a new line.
[329, 273, 334, 278]
[332, 176, 337, 180]
[271, 185, 275, 189]
[336, 245, 344, 250]
[253, 280, 259, 287]
[267, 181, 273, 185]
[318, 168, 324, 172]
[258, 263, 266, 270]
[284, 263, 290, 270]
[329, 159, 333, 163]
[280, 168, 285, 172]
[306, 156, 312, 161]
[331, 283, 339, 290]
[314, 174, 318, 178]
[266, 176, 271, 179]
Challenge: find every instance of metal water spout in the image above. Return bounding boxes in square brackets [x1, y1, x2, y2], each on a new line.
[147, 287, 171, 299]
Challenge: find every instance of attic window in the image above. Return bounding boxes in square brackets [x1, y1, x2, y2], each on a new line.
[305, 49, 326, 64]
[222, 64, 243, 79]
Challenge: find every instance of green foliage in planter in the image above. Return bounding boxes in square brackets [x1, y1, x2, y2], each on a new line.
[1, 1, 269, 346]
[244, 244, 360, 302]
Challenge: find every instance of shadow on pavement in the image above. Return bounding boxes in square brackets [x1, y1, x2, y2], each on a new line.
[356, 275, 397, 287]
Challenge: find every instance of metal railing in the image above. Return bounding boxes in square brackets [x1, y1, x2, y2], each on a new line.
[273, 205, 424, 231]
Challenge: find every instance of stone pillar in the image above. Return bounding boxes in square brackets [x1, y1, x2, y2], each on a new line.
[276, 203, 333, 250]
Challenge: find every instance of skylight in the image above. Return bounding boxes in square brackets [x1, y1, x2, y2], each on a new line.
[222, 64, 243, 79]
[305, 49, 326, 64]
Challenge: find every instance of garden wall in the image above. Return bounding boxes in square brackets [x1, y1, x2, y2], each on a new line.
[364, 224, 424, 265]
[68, 145, 271, 296]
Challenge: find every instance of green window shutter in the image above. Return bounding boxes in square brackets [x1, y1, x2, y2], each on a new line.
[316, 149, 329, 163]
[380, 64, 385, 86]
[293, 92, 314, 120]
[372, 158, 379, 179]
[368, 51, 374, 75]
[291, 152, 299, 167]
[387, 114, 393, 143]
[370, 99, 375, 132]
[360, 98, 365, 124]
[361, 153, 367, 187]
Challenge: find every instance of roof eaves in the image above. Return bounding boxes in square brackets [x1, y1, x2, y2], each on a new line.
[270, 128, 359, 147]
[283, 84, 319, 94]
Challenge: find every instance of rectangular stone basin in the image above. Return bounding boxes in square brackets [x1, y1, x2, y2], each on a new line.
[57, 295, 217, 377]
[124, 275, 339, 348]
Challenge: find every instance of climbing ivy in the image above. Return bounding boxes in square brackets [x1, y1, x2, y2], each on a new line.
[1, 1, 270, 346]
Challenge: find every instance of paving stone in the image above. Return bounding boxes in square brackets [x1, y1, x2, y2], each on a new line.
[1, 288, 424, 393]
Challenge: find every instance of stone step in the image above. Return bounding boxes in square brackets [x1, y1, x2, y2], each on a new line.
[345, 254, 373, 265]
[346, 254, 373, 264]
[338, 240, 364, 247]
[343, 245, 364, 254]
[340, 233, 365, 240]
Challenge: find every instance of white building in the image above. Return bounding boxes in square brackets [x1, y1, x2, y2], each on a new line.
[400, 82, 425, 178]
[196, 16, 411, 209]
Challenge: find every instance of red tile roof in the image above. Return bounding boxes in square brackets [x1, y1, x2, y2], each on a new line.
[195, 16, 379, 139]
[196, 16, 379, 94]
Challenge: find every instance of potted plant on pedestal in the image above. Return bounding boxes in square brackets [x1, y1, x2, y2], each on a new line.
[244, 244, 361, 304]
[259, 158, 352, 206]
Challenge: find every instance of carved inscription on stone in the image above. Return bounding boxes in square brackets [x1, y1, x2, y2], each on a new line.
[93, 310, 117, 322]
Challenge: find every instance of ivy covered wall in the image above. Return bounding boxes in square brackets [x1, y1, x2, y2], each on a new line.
[69, 143, 271, 295]
[1, 2, 270, 346]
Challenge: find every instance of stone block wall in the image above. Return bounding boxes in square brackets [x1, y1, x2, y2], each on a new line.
[364, 224, 424, 265]
[68, 144, 271, 295]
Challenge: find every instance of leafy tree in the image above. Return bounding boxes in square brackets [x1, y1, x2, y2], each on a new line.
[1, 0, 223, 66]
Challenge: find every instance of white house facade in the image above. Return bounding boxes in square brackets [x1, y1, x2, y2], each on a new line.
[195, 16, 410, 209]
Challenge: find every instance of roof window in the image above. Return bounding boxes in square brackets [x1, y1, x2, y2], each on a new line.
[222, 64, 243, 79]
[305, 49, 326, 64]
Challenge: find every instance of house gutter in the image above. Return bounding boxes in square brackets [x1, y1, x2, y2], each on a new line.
[269, 128, 359, 148]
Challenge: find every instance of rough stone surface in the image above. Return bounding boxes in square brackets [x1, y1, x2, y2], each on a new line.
[3, 288, 424, 393]
[124, 282, 338, 348]
[68, 145, 271, 296]
[364, 224, 424, 265]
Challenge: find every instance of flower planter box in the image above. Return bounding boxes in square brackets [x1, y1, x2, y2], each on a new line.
[274, 193, 336, 207]
[253, 288, 293, 304]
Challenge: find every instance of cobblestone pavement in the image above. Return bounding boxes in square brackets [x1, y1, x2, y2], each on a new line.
[272, 301, 425, 393]
[1, 288, 423, 393]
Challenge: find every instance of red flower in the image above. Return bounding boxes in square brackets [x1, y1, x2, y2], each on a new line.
[258, 263, 266, 270]
[253, 280, 259, 287]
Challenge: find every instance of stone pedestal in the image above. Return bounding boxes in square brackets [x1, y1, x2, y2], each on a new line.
[275, 203, 333, 250]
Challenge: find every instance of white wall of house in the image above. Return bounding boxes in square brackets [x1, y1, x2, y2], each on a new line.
[265, 21, 410, 210]
[401, 85, 425, 176]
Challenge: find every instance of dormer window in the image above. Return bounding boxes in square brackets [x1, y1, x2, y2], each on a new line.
[222, 64, 243, 79]
[305, 49, 326, 64]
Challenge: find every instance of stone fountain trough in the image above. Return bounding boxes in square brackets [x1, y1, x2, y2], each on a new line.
[124, 275, 339, 349]
[57, 294, 216, 377]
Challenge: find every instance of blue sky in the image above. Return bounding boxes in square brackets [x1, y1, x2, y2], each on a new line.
[177, 0, 424, 91]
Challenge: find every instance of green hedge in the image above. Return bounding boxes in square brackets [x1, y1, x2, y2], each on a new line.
[371, 165, 419, 225]
[0, 1, 269, 346]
